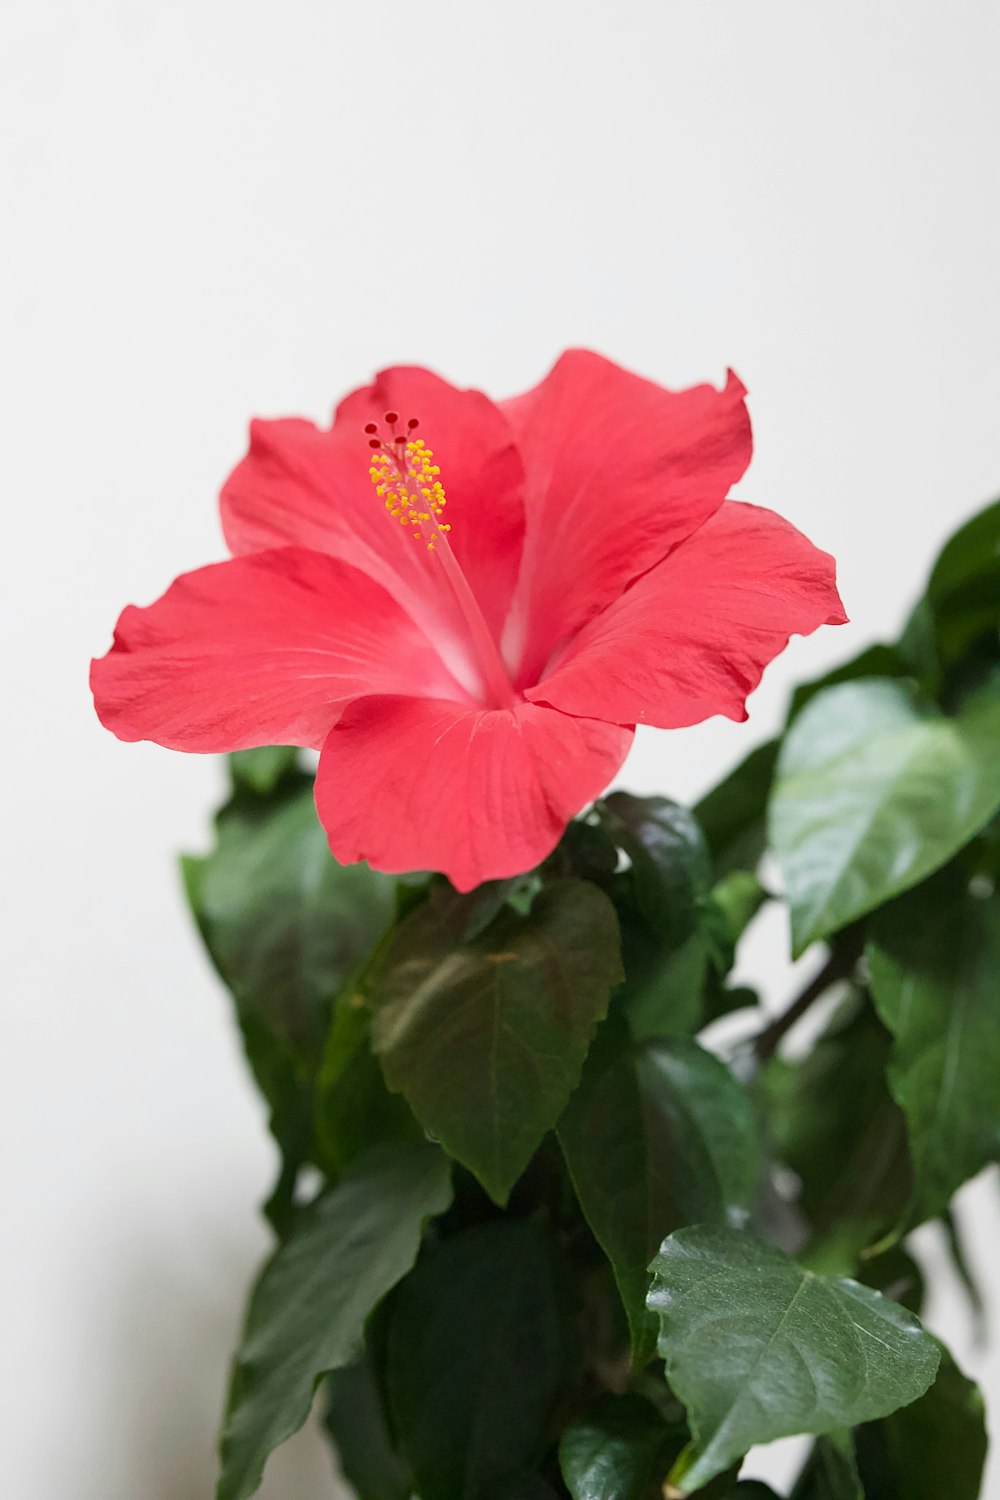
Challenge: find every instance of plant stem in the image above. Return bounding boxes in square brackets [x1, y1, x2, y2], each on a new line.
[752, 938, 861, 1062]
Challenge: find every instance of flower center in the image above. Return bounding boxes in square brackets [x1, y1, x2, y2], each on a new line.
[365, 413, 517, 710]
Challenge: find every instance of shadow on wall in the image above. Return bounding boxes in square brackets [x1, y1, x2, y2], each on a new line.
[86, 1228, 346, 1500]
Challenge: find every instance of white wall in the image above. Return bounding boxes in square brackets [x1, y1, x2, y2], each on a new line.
[3, 1, 999, 1496]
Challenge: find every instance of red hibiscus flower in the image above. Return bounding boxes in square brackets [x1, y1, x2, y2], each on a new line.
[91, 351, 846, 890]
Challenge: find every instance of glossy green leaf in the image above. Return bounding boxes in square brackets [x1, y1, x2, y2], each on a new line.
[370, 880, 622, 1203]
[787, 643, 910, 723]
[854, 1345, 987, 1500]
[597, 796, 713, 1037]
[559, 1023, 759, 1363]
[647, 1226, 939, 1493]
[217, 1141, 452, 1500]
[228, 745, 301, 794]
[324, 1349, 412, 1500]
[791, 1430, 862, 1499]
[598, 794, 711, 938]
[694, 740, 779, 878]
[770, 676, 1000, 953]
[761, 998, 911, 1270]
[868, 869, 1000, 1223]
[559, 1392, 683, 1500]
[387, 1217, 564, 1500]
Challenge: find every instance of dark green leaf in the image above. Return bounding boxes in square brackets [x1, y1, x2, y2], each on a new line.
[370, 880, 622, 1203]
[760, 998, 911, 1269]
[228, 745, 301, 794]
[700, 872, 768, 1022]
[185, 781, 397, 1224]
[899, 497, 1000, 687]
[387, 1217, 564, 1500]
[559, 1392, 683, 1500]
[189, 781, 396, 1069]
[769, 676, 1000, 953]
[694, 741, 779, 878]
[648, 1226, 939, 1493]
[490, 1479, 562, 1499]
[560, 1023, 759, 1362]
[315, 999, 420, 1177]
[854, 1345, 987, 1500]
[597, 796, 713, 1037]
[324, 1350, 411, 1500]
[868, 869, 1000, 1223]
[791, 1430, 862, 1499]
[217, 1141, 452, 1500]
[598, 795, 711, 939]
[857, 1243, 925, 1316]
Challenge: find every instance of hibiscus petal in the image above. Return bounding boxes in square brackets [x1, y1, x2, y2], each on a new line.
[500, 350, 752, 685]
[91, 548, 469, 753]
[526, 502, 848, 728]
[221, 366, 525, 642]
[314, 695, 633, 891]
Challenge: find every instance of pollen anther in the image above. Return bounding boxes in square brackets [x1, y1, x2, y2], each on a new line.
[364, 418, 450, 550]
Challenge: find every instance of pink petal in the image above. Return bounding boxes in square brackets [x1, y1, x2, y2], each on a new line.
[526, 502, 848, 728]
[221, 366, 525, 645]
[500, 350, 752, 686]
[91, 548, 470, 753]
[314, 695, 633, 891]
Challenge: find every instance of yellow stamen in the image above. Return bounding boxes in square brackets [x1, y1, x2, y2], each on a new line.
[362, 414, 517, 707]
[367, 439, 449, 550]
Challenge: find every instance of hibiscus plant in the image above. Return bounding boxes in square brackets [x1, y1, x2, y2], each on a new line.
[92, 353, 999, 1499]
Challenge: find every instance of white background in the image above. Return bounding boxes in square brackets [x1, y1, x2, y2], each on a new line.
[3, 1, 999, 1495]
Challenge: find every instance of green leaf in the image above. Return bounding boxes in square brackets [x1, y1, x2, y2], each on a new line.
[694, 741, 779, 879]
[769, 676, 1000, 954]
[647, 1226, 940, 1493]
[324, 1349, 412, 1500]
[228, 745, 301, 794]
[700, 872, 768, 1022]
[787, 643, 910, 723]
[559, 1392, 683, 1500]
[315, 998, 420, 1177]
[387, 1217, 564, 1500]
[791, 1430, 862, 1499]
[868, 869, 1000, 1223]
[597, 796, 712, 1037]
[186, 780, 398, 1226]
[559, 1022, 759, 1363]
[492, 1480, 562, 1499]
[899, 497, 1000, 686]
[192, 782, 396, 1067]
[370, 880, 622, 1203]
[760, 998, 911, 1269]
[854, 1345, 987, 1500]
[217, 1141, 452, 1500]
[598, 794, 711, 937]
